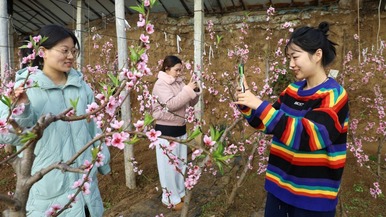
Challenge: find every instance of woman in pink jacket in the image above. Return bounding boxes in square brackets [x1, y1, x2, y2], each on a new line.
[151, 55, 201, 211]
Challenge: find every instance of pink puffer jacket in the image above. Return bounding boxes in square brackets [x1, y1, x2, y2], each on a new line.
[151, 71, 200, 126]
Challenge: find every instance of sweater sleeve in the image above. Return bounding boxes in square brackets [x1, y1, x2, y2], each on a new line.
[243, 87, 349, 152]
[239, 91, 283, 132]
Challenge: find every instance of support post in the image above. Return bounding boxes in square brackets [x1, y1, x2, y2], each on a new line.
[0, 0, 9, 80]
[115, 0, 136, 189]
[76, 0, 84, 70]
[194, 0, 204, 122]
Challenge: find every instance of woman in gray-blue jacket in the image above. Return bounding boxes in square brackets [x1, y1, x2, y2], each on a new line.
[8, 24, 111, 217]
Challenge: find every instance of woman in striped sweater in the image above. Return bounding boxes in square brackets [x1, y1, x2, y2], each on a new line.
[236, 21, 349, 217]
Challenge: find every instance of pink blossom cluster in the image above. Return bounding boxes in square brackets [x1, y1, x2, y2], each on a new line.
[0, 119, 9, 134]
[45, 204, 63, 217]
[146, 129, 161, 149]
[370, 182, 382, 198]
[206, 20, 215, 40]
[130, 157, 143, 175]
[185, 106, 197, 123]
[184, 163, 201, 190]
[71, 174, 92, 195]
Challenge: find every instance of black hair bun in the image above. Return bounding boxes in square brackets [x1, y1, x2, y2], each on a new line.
[318, 21, 330, 35]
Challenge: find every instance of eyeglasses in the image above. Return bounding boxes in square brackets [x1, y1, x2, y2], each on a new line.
[51, 48, 79, 57]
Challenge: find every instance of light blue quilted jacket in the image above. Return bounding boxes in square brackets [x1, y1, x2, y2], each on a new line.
[4, 68, 111, 217]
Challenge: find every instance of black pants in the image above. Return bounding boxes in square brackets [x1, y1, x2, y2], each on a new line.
[85, 206, 91, 217]
[264, 193, 336, 217]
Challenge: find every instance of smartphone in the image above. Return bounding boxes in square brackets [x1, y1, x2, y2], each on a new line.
[238, 63, 245, 92]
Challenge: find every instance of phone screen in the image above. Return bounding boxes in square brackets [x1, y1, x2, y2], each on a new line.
[238, 63, 245, 92]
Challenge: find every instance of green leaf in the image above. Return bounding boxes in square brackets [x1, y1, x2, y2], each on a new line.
[70, 97, 79, 110]
[0, 95, 12, 107]
[187, 127, 202, 141]
[212, 141, 224, 158]
[130, 5, 145, 14]
[127, 135, 139, 145]
[108, 72, 120, 87]
[91, 146, 100, 159]
[217, 154, 234, 162]
[194, 154, 206, 160]
[129, 47, 139, 63]
[216, 161, 224, 175]
[216, 35, 223, 45]
[150, 0, 158, 7]
[20, 131, 37, 144]
[40, 36, 49, 45]
[144, 113, 154, 126]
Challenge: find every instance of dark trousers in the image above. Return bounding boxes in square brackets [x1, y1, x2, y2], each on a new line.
[264, 193, 336, 217]
[85, 206, 91, 217]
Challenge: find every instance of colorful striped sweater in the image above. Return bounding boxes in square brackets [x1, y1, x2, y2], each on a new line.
[240, 77, 349, 212]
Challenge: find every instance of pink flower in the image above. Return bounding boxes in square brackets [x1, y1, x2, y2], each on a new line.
[137, 61, 147, 72]
[106, 96, 118, 117]
[66, 109, 75, 117]
[82, 182, 91, 195]
[25, 79, 34, 88]
[45, 204, 62, 217]
[71, 179, 82, 189]
[144, 0, 150, 7]
[146, 23, 154, 34]
[67, 193, 79, 203]
[137, 14, 146, 27]
[110, 120, 124, 129]
[12, 104, 25, 116]
[203, 135, 215, 147]
[0, 119, 9, 134]
[33, 35, 42, 43]
[27, 42, 33, 48]
[140, 34, 150, 43]
[141, 53, 149, 62]
[95, 152, 105, 167]
[146, 129, 161, 141]
[86, 102, 99, 113]
[27, 66, 38, 74]
[192, 149, 203, 160]
[83, 160, 93, 171]
[95, 94, 106, 103]
[111, 132, 125, 149]
[134, 120, 144, 131]
[38, 49, 44, 58]
[148, 142, 155, 149]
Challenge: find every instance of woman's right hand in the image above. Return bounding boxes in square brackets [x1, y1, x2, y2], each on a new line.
[14, 83, 29, 105]
[187, 75, 199, 91]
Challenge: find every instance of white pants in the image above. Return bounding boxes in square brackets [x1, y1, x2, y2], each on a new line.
[156, 135, 187, 206]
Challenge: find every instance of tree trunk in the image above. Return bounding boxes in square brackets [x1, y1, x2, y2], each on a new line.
[2, 210, 26, 217]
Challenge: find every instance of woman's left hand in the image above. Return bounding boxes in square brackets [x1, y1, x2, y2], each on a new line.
[234, 90, 262, 110]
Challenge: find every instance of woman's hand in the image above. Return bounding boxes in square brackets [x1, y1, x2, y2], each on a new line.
[234, 77, 262, 109]
[14, 83, 29, 105]
[187, 75, 200, 92]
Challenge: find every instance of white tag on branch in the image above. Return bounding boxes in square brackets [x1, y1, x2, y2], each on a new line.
[124, 19, 131, 30]
[177, 35, 182, 53]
